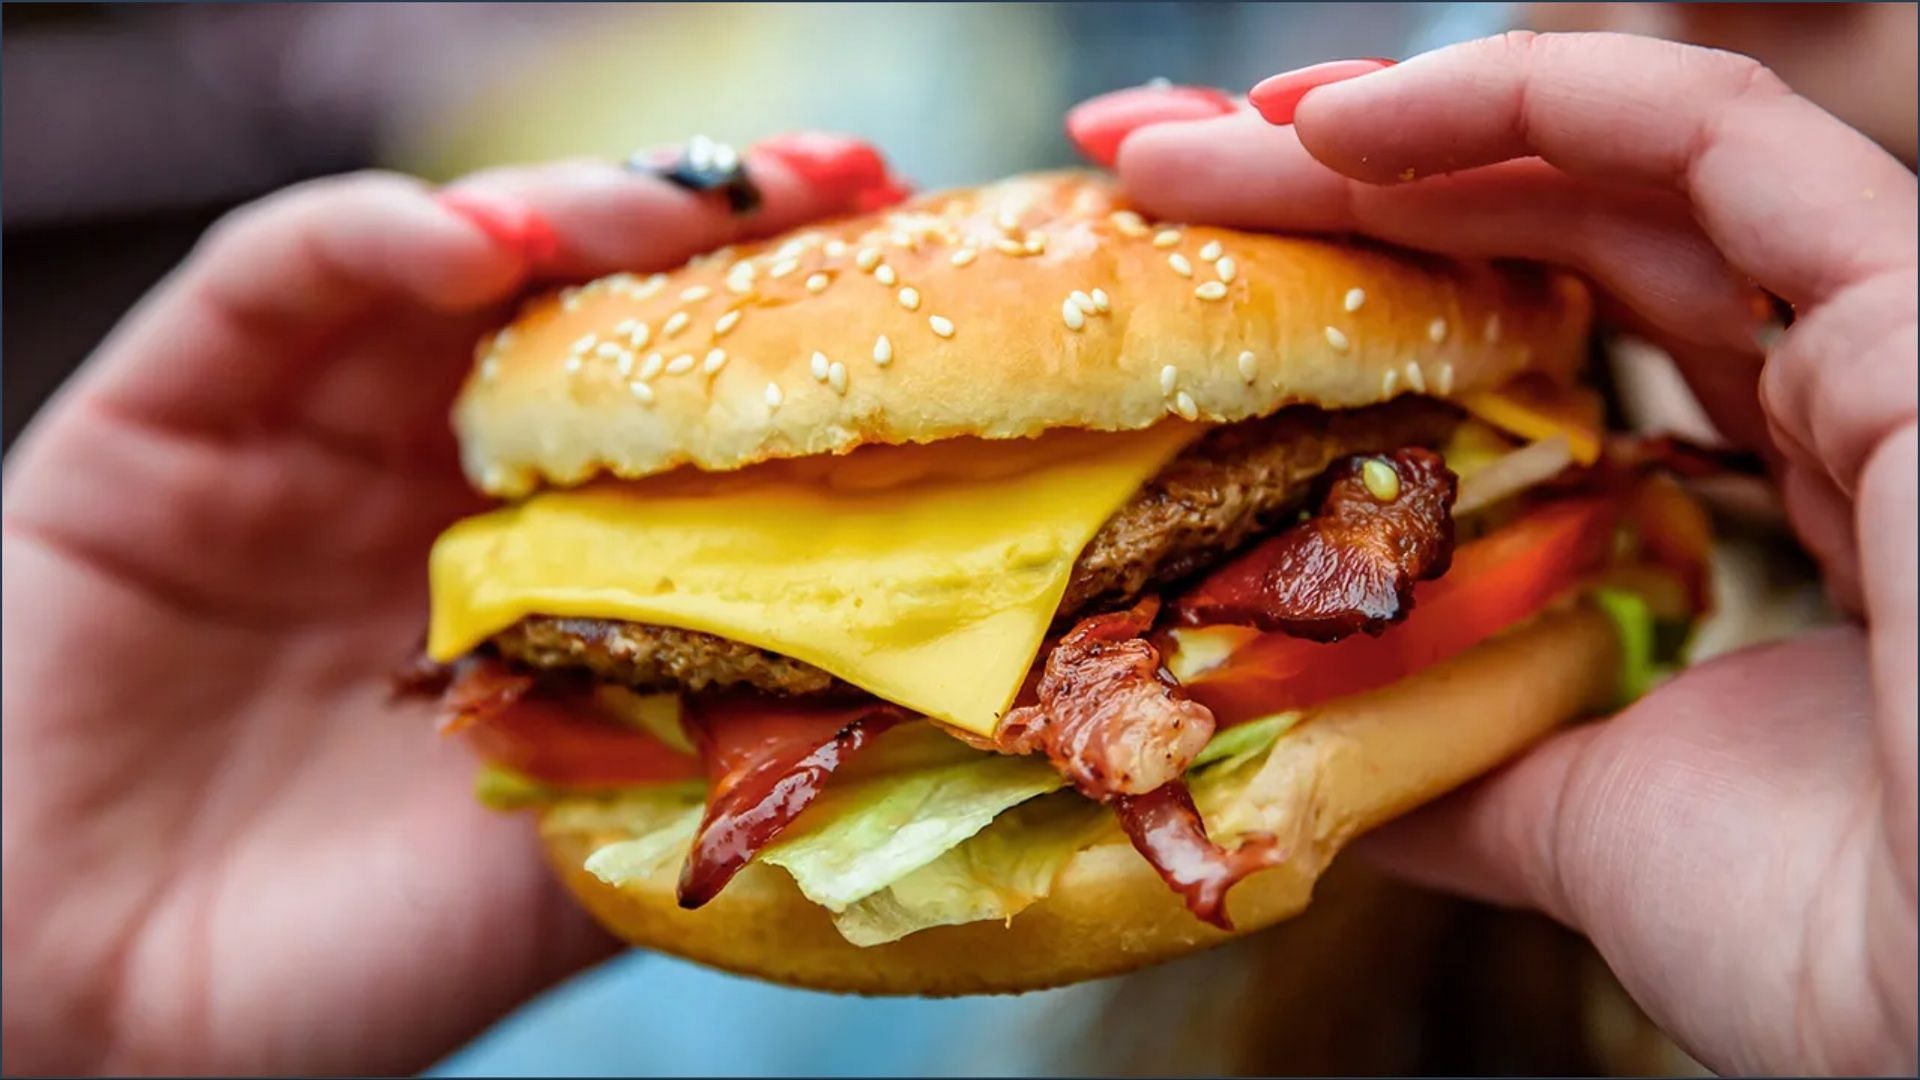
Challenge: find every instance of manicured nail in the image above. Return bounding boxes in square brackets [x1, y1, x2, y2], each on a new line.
[435, 188, 560, 262]
[1066, 83, 1238, 168]
[751, 131, 892, 201]
[1249, 58, 1396, 125]
[851, 170, 915, 212]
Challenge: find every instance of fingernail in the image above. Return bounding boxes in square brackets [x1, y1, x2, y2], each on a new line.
[851, 170, 915, 212]
[435, 188, 559, 262]
[750, 131, 892, 200]
[1066, 83, 1238, 169]
[1249, 58, 1396, 125]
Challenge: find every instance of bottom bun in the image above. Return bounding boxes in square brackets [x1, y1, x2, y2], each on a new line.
[542, 603, 1620, 995]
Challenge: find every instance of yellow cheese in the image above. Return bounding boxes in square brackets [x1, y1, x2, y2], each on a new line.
[1459, 377, 1605, 465]
[428, 423, 1199, 734]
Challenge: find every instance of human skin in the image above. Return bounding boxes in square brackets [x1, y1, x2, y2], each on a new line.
[0, 136, 901, 1075]
[1083, 31, 1916, 1074]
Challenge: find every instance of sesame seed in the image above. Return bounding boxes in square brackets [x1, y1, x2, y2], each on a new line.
[561, 287, 584, 312]
[1484, 313, 1502, 342]
[1024, 230, 1047, 254]
[951, 247, 979, 267]
[1198, 240, 1223, 262]
[703, 348, 728, 374]
[875, 264, 898, 286]
[768, 258, 799, 279]
[663, 311, 690, 337]
[1436, 362, 1455, 395]
[1110, 210, 1149, 238]
[774, 238, 807, 261]
[1237, 350, 1258, 383]
[873, 334, 893, 366]
[1216, 257, 1237, 284]
[890, 229, 915, 249]
[617, 352, 636, 378]
[726, 263, 756, 295]
[1404, 361, 1427, 393]
[897, 286, 921, 311]
[996, 208, 1020, 232]
[628, 323, 652, 349]
[1195, 281, 1228, 301]
[1070, 290, 1097, 313]
[571, 333, 597, 355]
[1343, 287, 1367, 313]
[1427, 318, 1449, 343]
[810, 351, 830, 381]
[806, 272, 830, 294]
[1090, 288, 1111, 313]
[639, 273, 667, 298]
[639, 353, 665, 380]
[480, 355, 501, 381]
[1381, 368, 1399, 395]
[667, 353, 696, 375]
[827, 361, 848, 394]
[824, 240, 849, 258]
[1062, 299, 1087, 331]
[856, 247, 883, 272]
[564, 354, 584, 374]
[714, 310, 741, 336]
[1153, 229, 1181, 248]
[1173, 390, 1199, 421]
[1324, 325, 1350, 352]
[628, 380, 655, 404]
[994, 237, 1027, 256]
[765, 382, 784, 408]
[614, 318, 638, 336]
[1362, 459, 1401, 502]
[1159, 364, 1179, 394]
[680, 285, 712, 303]
[929, 315, 955, 338]
[1168, 253, 1194, 278]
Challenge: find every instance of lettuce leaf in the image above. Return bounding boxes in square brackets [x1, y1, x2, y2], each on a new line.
[1593, 587, 1668, 706]
[758, 755, 1067, 911]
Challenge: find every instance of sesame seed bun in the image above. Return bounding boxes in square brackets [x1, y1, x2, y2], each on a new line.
[456, 172, 1591, 496]
[540, 602, 1619, 994]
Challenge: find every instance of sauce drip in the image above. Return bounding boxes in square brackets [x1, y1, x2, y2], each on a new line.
[1112, 781, 1286, 929]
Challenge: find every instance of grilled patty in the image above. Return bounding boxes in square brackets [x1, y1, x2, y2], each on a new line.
[493, 398, 1461, 695]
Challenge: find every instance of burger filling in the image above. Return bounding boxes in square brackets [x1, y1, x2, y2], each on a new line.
[408, 380, 1731, 944]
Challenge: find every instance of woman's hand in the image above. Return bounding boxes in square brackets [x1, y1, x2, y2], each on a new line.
[0, 135, 903, 1075]
[1074, 32, 1915, 1074]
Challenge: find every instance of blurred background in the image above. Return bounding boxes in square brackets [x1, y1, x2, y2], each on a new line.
[4, 2, 1911, 1075]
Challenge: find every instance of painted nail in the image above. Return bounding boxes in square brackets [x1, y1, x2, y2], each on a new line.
[1066, 84, 1238, 169]
[435, 188, 560, 262]
[1249, 58, 1396, 125]
[851, 170, 915, 212]
[751, 131, 892, 198]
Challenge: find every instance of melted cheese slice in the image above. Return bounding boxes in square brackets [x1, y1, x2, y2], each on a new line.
[1460, 377, 1606, 465]
[429, 423, 1198, 735]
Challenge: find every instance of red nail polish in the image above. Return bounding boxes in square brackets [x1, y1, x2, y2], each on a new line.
[750, 131, 891, 195]
[1249, 58, 1396, 126]
[1066, 84, 1238, 169]
[435, 189, 559, 262]
[851, 171, 915, 212]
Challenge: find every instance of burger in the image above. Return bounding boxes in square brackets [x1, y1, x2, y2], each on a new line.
[404, 172, 1715, 993]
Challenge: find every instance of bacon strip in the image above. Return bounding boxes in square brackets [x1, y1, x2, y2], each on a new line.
[436, 655, 535, 733]
[677, 697, 905, 908]
[1174, 448, 1458, 642]
[996, 597, 1215, 799]
[1113, 781, 1286, 929]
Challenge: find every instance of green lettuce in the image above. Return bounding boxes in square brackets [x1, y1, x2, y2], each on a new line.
[1593, 587, 1668, 706]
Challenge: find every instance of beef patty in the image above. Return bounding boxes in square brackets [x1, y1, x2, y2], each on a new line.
[492, 398, 1461, 696]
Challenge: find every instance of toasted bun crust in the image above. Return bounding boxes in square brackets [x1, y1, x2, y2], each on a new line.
[458, 172, 1592, 495]
[541, 603, 1619, 994]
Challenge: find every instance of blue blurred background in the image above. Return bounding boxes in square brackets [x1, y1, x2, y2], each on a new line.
[5, 4, 1911, 1074]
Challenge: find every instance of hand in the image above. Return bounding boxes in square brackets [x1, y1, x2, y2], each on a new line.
[1071, 32, 1916, 1074]
[1, 134, 905, 1075]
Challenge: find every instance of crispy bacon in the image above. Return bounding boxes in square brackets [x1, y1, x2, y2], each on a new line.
[1603, 433, 1766, 480]
[677, 697, 905, 908]
[995, 597, 1215, 799]
[1174, 448, 1458, 642]
[436, 655, 536, 734]
[1113, 781, 1286, 929]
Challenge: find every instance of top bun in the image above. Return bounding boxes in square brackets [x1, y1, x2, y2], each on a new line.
[456, 172, 1591, 496]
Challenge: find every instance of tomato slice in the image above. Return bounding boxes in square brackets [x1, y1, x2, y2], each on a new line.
[460, 689, 703, 787]
[1183, 497, 1620, 724]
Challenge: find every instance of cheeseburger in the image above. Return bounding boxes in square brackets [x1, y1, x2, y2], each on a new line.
[406, 172, 1714, 993]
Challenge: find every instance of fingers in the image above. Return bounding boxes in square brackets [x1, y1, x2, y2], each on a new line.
[1359, 627, 1884, 1071]
[79, 134, 902, 430]
[1116, 111, 1766, 354]
[1288, 31, 1919, 307]
[1065, 83, 1240, 169]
